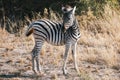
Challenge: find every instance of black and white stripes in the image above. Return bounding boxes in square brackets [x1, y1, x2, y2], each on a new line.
[26, 19, 65, 45]
[26, 6, 81, 75]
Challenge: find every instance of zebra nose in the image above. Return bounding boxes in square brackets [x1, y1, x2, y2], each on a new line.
[64, 25, 69, 30]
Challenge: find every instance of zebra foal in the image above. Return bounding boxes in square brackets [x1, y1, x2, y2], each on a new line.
[26, 5, 81, 75]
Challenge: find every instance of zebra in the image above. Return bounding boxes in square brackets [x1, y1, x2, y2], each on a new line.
[26, 5, 81, 75]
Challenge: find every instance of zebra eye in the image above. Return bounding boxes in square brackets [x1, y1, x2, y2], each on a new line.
[66, 15, 70, 19]
[68, 15, 72, 20]
[67, 17, 70, 20]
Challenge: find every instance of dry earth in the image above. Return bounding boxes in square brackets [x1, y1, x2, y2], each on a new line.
[0, 26, 120, 80]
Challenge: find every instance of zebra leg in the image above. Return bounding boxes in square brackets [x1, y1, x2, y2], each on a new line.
[31, 49, 37, 74]
[63, 43, 70, 75]
[32, 41, 44, 74]
[35, 50, 41, 74]
[71, 43, 80, 74]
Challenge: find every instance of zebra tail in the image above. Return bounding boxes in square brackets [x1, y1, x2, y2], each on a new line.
[25, 23, 34, 37]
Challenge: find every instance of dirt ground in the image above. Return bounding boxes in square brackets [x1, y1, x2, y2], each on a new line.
[0, 30, 120, 80]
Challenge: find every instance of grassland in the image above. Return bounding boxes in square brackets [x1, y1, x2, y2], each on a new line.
[0, 5, 120, 80]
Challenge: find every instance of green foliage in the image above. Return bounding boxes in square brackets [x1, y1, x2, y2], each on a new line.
[76, 0, 119, 16]
[0, 0, 120, 34]
[0, 0, 120, 18]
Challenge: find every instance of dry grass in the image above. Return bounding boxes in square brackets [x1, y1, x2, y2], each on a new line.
[77, 4, 120, 68]
[0, 4, 120, 80]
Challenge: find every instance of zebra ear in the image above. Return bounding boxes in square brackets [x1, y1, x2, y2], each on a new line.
[62, 6, 65, 11]
[62, 5, 73, 13]
[61, 6, 66, 13]
[72, 6, 76, 14]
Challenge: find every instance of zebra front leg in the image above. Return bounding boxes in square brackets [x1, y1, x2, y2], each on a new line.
[71, 43, 80, 75]
[63, 44, 70, 75]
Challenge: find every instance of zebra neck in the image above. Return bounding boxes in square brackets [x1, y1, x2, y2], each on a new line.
[72, 19, 79, 30]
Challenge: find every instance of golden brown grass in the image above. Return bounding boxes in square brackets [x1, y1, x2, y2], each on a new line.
[0, 4, 120, 80]
[77, 4, 120, 68]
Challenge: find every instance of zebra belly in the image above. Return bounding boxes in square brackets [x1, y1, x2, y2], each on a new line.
[48, 39, 65, 46]
[46, 39, 65, 46]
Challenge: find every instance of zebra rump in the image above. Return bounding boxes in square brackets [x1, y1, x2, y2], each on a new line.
[26, 23, 34, 37]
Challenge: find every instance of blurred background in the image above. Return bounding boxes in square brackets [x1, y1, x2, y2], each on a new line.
[0, 0, 120, 33]
[0, 0, 120, 80]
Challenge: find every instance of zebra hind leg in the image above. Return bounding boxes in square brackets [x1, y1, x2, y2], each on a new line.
[31, 49, 37, 74]
[32, 41, 44, 75]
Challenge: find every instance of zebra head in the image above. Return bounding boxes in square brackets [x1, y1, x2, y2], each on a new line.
[62, 5, 76, 31]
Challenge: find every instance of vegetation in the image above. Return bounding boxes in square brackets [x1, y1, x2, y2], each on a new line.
[0, 0, 120, 80]
[0, 0, 119, 32]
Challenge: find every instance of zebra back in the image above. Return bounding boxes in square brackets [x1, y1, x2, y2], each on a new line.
[26, 6, 80, 45]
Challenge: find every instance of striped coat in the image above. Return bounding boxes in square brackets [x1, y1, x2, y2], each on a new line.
[26, 6, 81, 75]
[26, 19, 80, 45]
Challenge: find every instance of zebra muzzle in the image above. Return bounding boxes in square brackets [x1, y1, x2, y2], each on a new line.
[63, 25, 69, 32]
[64, 25, 69, 30]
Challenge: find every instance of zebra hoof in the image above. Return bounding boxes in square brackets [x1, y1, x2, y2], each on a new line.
[74, 67, 80, 76]
[33, 70, 38, 74]
[63, 69, 68, 75]
[37, 71, 46, 77]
